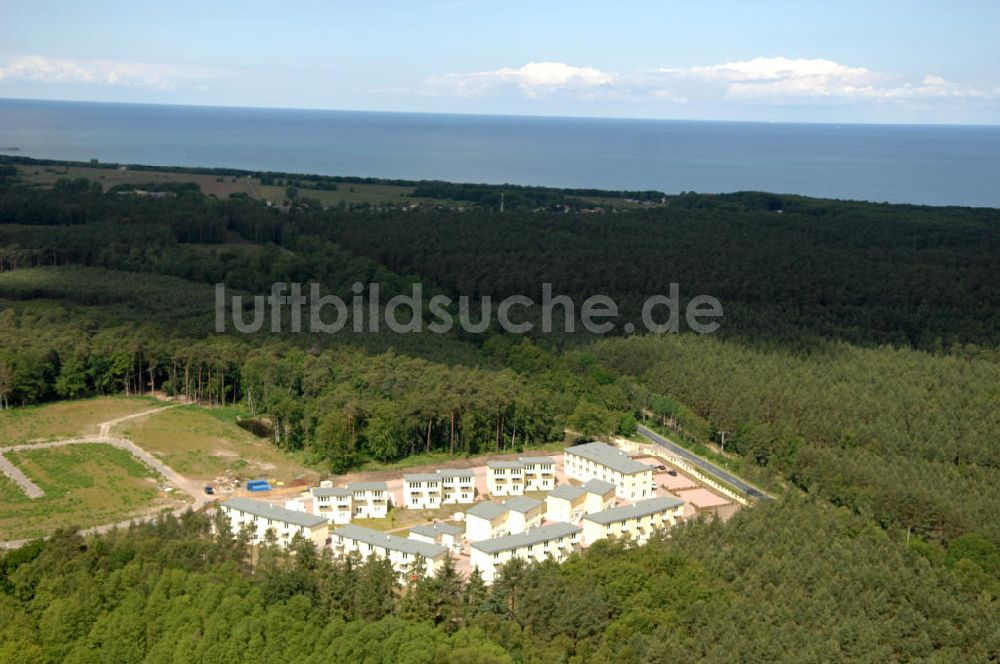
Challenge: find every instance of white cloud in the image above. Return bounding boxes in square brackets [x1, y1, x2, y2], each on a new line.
[425, 61, 616, 98]
[0, 55, 213, 90]
[424, 56, 991, 105]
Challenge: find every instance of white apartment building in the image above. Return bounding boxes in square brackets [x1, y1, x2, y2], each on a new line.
[464, 501, 511, 542]
[564, 442, 653, 500]
[436, 469, 476, 504]
[220, 497, 329, 548]
[545, 484, 587, 523]
[504, 496, 544, 533]
[582, 479, 617, 513]
[487, 460, 525, 496]
[330, 524, 447, 578]
[519, 457, 556, 491]
[408, 522, 465, 554]
[403, 473, 443, 509]
[351, 482, 390, 519]
[470, 522, 582, 584]
[310, 485, 353, 525]
[581, 496, 685, 546]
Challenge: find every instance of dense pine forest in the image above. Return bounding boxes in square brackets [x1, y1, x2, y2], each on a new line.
[2, 161, 1000, 661]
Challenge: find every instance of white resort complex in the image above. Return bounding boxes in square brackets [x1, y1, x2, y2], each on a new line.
[220, 439, 696, 584]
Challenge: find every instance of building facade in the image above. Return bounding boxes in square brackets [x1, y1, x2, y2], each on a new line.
[464, 501, 511, 542]
[564, 442, 653, 500]
[436, 469, 476, 504]
[487, 461, 525, 496]
[582, 478, 617, 513]
[504, 496, 544, 533]
[310, 485, 353, 524]
[330, 524, 447, 578]
[220, 497, 329, 548]
[581, 496, 685, 546]
[351, 482, 390, 519]
[520, 457, 556, 491]
[470, 522, 582, 583]
[408, 522, 465, 554]
[403, 473, 443, 509]
[545, 484, 587, 523]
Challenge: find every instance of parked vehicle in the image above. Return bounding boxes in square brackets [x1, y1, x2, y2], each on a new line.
[203, 485, 215, 495]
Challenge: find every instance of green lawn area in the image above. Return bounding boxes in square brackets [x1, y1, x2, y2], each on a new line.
[355, 503, 470, 533]
[0, 444, 174, 541]
[0, 397, 161, 446]
[119, 405, 319, 483]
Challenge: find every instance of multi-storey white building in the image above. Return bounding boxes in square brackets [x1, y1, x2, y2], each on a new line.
[519, 457, 556, 491]
[464, 501, 511, 542]
[408, 522, 464, 554]
[545, 484, 588, 523]
[310, 484, 353, 524]
[581, 496, 684, 546]
[402, 473, 443, 509]
[436, 469, 476, 504]
[220, 497, 330, 548]
[582, 478, 616, 513]
[504, 496, 544, 533]
[330, 524, 447, 578]
[564, 442, 653, 500]
[487, 461, 525, 496]
[351, 482, 390, 519]
[470, 522, 582, 583]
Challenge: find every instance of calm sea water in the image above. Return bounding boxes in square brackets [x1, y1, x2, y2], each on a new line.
[1, 98, 998, 207]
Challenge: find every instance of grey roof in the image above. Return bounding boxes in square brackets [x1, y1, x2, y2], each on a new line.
[350, 482, 388, 492]
[409, 522, 463, 539]
[332, 524, 446, 559]
[466, 501, 510, 520]
[504, 496, 542, 514]
[487, 460, 525, 470]
[403, 473, 441, 483]
[519, 456, 555, 466]
[312, 486, 352, 497]
[471, 522, 581, 555]
[565, 442, 651, 475]
[582, 496, 685, 525]
[436, 469, 475, 479]
[582, 479, 616, 496]
[222, 497, 328, 529]
[548, 485, 586, 501]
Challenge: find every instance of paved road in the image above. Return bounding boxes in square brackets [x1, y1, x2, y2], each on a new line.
[636, 425, 771, 501]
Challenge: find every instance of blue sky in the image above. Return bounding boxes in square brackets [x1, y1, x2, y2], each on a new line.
[2, 0, 998, 123]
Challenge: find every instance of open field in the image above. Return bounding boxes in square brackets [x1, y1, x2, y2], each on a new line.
[119, 405, 319, 483]
[0, 397, 161, 445]
[13, 164, 452, 206]
[0, 443, 178, 540]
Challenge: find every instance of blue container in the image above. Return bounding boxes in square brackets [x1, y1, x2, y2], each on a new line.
[246, 479, 271, 492]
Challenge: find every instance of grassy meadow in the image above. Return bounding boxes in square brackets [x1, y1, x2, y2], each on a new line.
[0, 397, 161, 446]
[119, 405, 319, 483]
[0, 443, 174, 541]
